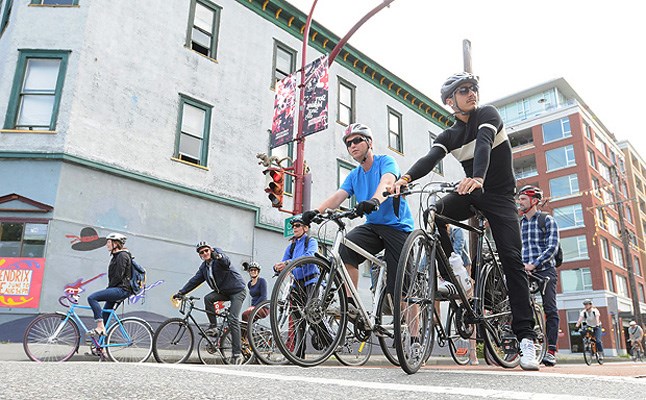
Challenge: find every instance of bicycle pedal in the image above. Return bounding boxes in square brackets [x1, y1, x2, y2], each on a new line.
[501, 335, 519, 355]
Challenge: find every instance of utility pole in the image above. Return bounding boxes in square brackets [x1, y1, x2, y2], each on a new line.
[610, 165, 645, 329]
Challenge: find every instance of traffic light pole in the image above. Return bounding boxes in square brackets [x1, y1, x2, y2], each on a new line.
[292, 0, 396, 215]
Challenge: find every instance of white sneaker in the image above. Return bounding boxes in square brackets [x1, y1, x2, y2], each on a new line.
[519, 338, 540, 371]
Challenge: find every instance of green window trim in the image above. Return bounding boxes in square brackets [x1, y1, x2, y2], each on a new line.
[387, 106, 403, 153]
[174, 94, 212, 167]
[337, 77, 356, 126]
[30, 0, 79, 5]
[1, 0, 13, 39]
[271, 39, 297, 90]
[185, 0, 222, 60]
[337, 159, 356, 208]
[4, 49, 70, 131]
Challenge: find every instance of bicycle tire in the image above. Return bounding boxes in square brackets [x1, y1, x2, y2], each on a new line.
[375, 290, 399, 366]
[448, 307, 470, 366]
[247, 300, 288, 365]
[152, 318, 194, 364]
[480, 262, 520, 368]
[582, 340, 593, 366]
[394, 229, 436, 374]
[270, 256, 346, 367]
[532, 303, 547, 365]
[595, 348, 603, 365]
[23, 313, 80, 362]
[105, 317, 153, 363]
[334, 318, 372, 367]
[198, 332, 228, 365]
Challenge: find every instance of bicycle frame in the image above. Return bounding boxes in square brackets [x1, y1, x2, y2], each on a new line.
[177, 298, 228, 347]
[54, 304, 132, 349]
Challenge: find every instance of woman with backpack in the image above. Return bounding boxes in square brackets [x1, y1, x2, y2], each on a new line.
[87, 232, 133, 337]
[241, 261, 268, 322]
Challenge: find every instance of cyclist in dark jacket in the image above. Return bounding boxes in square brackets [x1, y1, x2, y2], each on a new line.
[174, 241, 246, 364]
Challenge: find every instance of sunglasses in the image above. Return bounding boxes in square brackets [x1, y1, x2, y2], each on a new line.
[455, 85, 479, 96]
[199, 248, 210, 255]
[345, 137, 366, 148]
[292, 223, 303, 228]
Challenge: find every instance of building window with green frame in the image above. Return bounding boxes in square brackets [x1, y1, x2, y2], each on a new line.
[30, 0, 78, 5]
[174, 95, 212, 167]
[269, 140, 294, 195]
[0, 220, 48, 257]
[186, 0, 221, 59]
[429, 132, 443, 175]
[338, 159, 356, 210]
[3, 49, 70, 131]
[388, 107, 403, 153]
[271, 40, 296, 89]
[1, 0, 13, 36]
[337, 77, 355, 126]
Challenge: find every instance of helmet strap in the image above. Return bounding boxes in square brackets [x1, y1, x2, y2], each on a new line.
[450, 93, 470, 116]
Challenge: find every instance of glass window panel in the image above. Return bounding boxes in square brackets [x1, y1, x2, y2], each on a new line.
[339, 106, 351, 126]
[181, 104, 205, 137]
[275, 47, 292, 75]
[561, 268, 592, 292]
[0, 222, 22, 241]
[338, 164, 354, 209]
[549, 174, 579, 198]
[546, 145, 575, 171]
[339, 84, 352, 105]
[194, 3, 214, 32]
[617, 275, 629, 297]
[21, 243, 44, 257]
[16, 95, 55, 127]
[192, 28, 211, 49]
[42, 0, 76, 4]
[389, 113, 400, 134]
[389, 132, 400, 149]
[561, 235, 588, 261]
[23, 59, 60, 92]
[553, 204, 584, 229]
[179, 133, 202, 158]
[23, 223, 47, 241]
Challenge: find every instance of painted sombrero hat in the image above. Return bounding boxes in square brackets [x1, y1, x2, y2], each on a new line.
[66, 227, 107, 251]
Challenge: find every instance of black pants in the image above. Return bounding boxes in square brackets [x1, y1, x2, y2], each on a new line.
[436, 190, 536, 341]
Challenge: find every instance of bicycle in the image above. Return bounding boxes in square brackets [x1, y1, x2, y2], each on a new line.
[269, 207, 400, 367]
[23, 294, 153, 362]
[152, 295, 254, 365]
[580, 324, 603, 365]
[630, 341, 644, 362]
[392, 182, 543, 374]
[526, 272, 548, 364]
[246, 300, 288, 365]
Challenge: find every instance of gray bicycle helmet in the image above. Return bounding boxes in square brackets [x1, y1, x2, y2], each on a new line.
[583, 299, 592, 305]
[106, 232, 127, 244]
[440, 72, 479, 104]
[196, 241, 211, 253]
[342, 123, 373, 144]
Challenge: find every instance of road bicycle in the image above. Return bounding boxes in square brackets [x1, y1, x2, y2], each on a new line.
[629, 341, 644, 362]
[269, 207, 399, 367]
[580, 324, 603, 365]
[152, 295, 254, 365]
[246, 300, 288, 365]
[23, 294, 153, 362]
[392, 182, 544, 374]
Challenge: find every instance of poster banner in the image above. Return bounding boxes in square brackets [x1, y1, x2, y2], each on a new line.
[303, 55, 329, 136]
[270, 73, 297, 149]
[0, 258, 45, 308]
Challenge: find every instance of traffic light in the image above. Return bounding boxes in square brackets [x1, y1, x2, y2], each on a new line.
[264, 168, 284, 208]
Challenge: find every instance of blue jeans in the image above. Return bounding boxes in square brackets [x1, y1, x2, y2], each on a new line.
[535, 269, 559, 352]
[205, 290, 246, 356]
[593, 326, 604, 354]
[87, 287, 130, 322]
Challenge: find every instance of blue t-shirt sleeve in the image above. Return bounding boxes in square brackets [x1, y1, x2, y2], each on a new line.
[379, 155, 400, 179]
[340, 169, 356, 197]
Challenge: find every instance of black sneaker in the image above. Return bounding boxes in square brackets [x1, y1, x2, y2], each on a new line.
[204, 325, 218, 336]
[230, 355, 244, 365]
[542, 352, 556, 366]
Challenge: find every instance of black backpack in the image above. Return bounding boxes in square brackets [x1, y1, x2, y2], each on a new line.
[289, 235, 311, 259]
[537, 212, 563, 267]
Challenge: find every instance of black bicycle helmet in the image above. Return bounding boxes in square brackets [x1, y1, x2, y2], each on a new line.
[518, 185, 543, 200]
[290, 214, 310, 227]
[342, 123, 373, 144]
[440, 72, 479, 104]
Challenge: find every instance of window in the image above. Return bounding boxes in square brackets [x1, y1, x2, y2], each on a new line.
[599, 162, 611, 182]
[616, 275, 629, 298]
[600, 237, 610, 260]
[4, 50, 70, 131]
[607, 216, 619, 236]
[549, 174, 579, 199]
[611, 244, 624, 267]
[597, 208, 607, 231]
[0, 221, 48, 257]
[634, 256, 642, 277]
[272, 41, 296, 89]
[270, 141, 293, 195]
[388, 108, 403, 153]
[186, 0, 221, 59]
[30, 0, 78, 5]
[337, 78, 355, 126]
[0, 0, 12, 36]
[584, 122, 592, 140]
[542, 117, 571, 143]
[338, 160, 356, 210]
[429, 132, 443, 175]
[595, 136, 607, 155]
[561, 236, 588, 261]
[591, 177, 601, 198]
[587, 148, 596, 169]
[560, 268, 592, 292]
[553, 204, 584, 229]
[174, 95, 212, 166]
[606, 270, 614, 292]
[639, 283, 645, 303]
[626, 205, 633, 224]
[545, 145, 575, 171]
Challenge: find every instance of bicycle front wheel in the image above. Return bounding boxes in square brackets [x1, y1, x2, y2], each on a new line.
[583, 341, 593, 365]
[23, 313, 80, 362]
[375, 290, 399, 366]
[480, 262, 520, 368]
[270, 256, 346, 367]
[105, 317, 153, 363]
[447, 307, 470, 366]
[394, 229, 436, 374]
[152, 318, 194, 364]
[248, 300, 288, 365]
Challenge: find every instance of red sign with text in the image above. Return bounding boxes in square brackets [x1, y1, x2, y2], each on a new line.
[0, 258, 45, 308]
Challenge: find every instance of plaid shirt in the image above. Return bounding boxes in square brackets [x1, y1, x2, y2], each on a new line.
[520, 211, 559, 271]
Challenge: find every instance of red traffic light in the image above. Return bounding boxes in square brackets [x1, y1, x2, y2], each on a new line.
[263, 169, 284, 208]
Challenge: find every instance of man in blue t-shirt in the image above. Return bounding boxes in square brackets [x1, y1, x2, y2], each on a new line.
[302, 123, 414, 298]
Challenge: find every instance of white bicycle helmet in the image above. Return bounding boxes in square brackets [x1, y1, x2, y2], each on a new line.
[106, 232, 127, 244]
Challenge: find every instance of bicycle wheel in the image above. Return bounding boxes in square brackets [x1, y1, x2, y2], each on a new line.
[595, 348, 603, 365]
[23, 313, 80, 362]
[198, 332, 228, 365]
[375, 290, 399, 366]
[248, 301, 288, 365]
[152, 318, 194, 364]
[582, 341, 593, 365]
[333, 318, 372, 367]
[480, 262, 520, 368]
[532, 303, 547, 364]
[270, 256, 346, 367]
[394, 229, 436, 374]
[447, 307, 470, 366]
[105, 317, 153, 362]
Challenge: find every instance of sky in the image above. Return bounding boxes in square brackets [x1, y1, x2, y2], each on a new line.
[288, 0, 645, 151]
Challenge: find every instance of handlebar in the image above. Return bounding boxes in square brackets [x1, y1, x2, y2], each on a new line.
[382, 181, 457, 198]
[311, 208, 362, 224]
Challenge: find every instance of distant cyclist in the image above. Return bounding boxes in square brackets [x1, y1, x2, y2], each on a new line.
[241, 261, 267, 322]
[575, 299, 604, 360]
[628, 320, 644, 357]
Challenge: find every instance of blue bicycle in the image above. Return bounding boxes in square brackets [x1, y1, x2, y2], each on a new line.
[23, 294, 153, 362]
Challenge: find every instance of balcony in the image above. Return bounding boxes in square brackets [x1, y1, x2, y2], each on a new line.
[514, 154, 538, 180]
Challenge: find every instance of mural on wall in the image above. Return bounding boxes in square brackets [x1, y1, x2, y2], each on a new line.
[59, 273, 106, 307]
[0, 258, 45, 308]
[129, 279, 165, 304]
[65, 227, 107, 251]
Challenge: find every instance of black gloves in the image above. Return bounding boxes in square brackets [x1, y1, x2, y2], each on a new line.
[301, 209, 319, 225]
[356, 198, 380, 216]
[173, 293, 183, 300]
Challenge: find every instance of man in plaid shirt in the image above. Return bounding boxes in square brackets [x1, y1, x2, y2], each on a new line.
[518, 185, 560, 366]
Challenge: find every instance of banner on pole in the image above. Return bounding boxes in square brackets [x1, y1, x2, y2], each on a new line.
[302, 55, 329, 136]
[270, 73, 297, 149]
